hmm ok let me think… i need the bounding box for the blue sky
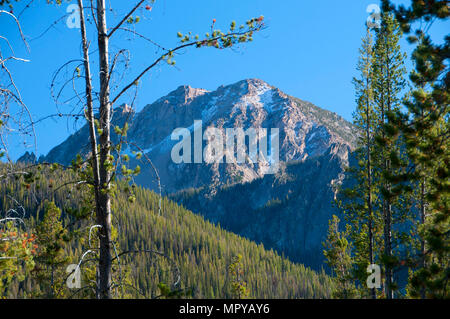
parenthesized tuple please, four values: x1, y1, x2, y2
(1, 0, 448, 159)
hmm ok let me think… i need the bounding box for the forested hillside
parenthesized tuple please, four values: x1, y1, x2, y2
(0, 165, 332, 298)
(1, 0, 446, 302)
(172, 145, 350, 270)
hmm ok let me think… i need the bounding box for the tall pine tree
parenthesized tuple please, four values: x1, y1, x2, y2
(323, 215, 357, 299)
(372, 12, 408, 299)
(381, 0, 449, 298)
(34, 201, 69, 298)
(335, 28, 383, 299)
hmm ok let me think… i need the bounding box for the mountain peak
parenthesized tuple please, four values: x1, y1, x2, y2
(167, 84, 208, 104)
(225, 78, 272, 92)
(43, 79, 357, 193)
(116, 103, 134, 113)
(17, 151, 37, 164)
(244, 78, 271, 86)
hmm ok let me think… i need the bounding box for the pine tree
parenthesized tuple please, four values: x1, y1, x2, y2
(372, 12, 408, 299)
(34, 201, 69, 298)
(382, 0, 449, 298)
(323, 215, 357, 299)
(338, 28, 382, 298)
(228, 254, 249, 299)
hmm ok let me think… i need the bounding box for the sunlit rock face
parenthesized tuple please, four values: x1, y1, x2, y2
(39, 79, 358, 268)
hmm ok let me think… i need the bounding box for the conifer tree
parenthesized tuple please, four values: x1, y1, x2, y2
(337, 28, 382, 299)
(34, 201, 69, 298)
(323, 215, 357, 299)
(228, 254, 249, 299)
(372, 12, 408, 299)
(382, 0, 449, 298)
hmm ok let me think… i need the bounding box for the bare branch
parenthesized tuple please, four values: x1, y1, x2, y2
(107, 0, 146, 38)
(111, 27, 264, 105)
(0, 10, 29, 52)
(128, 142, 162, 216)
(114, 27, 168, 51)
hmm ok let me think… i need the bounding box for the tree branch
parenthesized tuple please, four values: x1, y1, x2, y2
(107, 0, 146, 38)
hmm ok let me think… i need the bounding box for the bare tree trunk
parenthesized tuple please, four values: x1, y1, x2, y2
(380, 109, 393, 299)
(77, 0, 100, 194)
(367, 128, 376, 300)
(96, 0, 113, 299)
(77, 0, 106, 298)
(420, 178, 426, 299)
(50, 265, 54, 298)
(383, 197, 393, 298)
(383, 66, 393, 299)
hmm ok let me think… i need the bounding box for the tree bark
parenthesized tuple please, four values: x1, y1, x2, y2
(78, 0, 100, 188)
(96, 0, 113, 299)
(419, 178, 426, 299)
(78, 0, 109, 298)
(383, 55, 393, 299)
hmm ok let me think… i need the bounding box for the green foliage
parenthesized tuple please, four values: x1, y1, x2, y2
(0, 164, 333, 298)
(337, 28, 384, 298)
(371, 12, 409, 299)
(0, 221, 36, 296)
(330, 2, 449, 299)
(33, 201, 70, 298)
(323, 216, 358, 299)
(332, 12, 410, 299)
(157, 283, 191, 299)
(381, 0, 449, 299)
(0, 0, 67, 12)
(2, 0, 265, 300)
(228, 254, 249, 299)
(168, 16, 265, 65)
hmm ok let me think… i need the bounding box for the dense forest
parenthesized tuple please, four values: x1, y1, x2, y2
(0, 0, 447, 300)
(0, 165, 332, 298)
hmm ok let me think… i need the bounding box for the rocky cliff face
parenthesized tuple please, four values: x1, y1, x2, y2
(17, 151, 37, 164)
(40, 79, 357, 194)
(41, 104, 135, 165)
(172, 144, 351, 269)
(37, 79, 358, 268)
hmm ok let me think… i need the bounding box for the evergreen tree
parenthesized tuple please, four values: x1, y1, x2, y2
(333, 19, 411, 298)
(372, 12, 408, 299)
(338, 28, 383, 298)
(323, 215, 357, 299)
(34, 201, 69, 298)
(0, 164, 333, 298)
(228, 254, 249, 299)
(382, 0, 449, 298)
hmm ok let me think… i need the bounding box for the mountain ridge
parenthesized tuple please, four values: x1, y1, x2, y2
(0, 164, 333, 298)
(34, 78, 357, 193)
(19, 79, 358, 268)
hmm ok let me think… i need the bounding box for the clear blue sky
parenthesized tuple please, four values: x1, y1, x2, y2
(1, 0, 448, 159)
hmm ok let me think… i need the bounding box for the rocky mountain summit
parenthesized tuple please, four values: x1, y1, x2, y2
(17, 151, 37, 164)
(32, 79, 358, 268)
(38, 79, 356, 192)
(172, 144, 352, 269)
